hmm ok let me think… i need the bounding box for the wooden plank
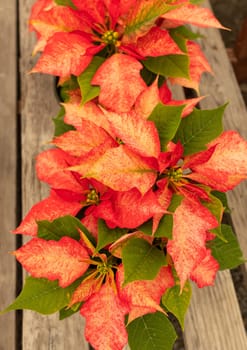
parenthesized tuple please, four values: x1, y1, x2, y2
(184, 1, 247, 349)
(19, 1, 88, 348)
(0, 1, 17, 349)
(197, 0, 247, 280)
(185, 271, 247, 350)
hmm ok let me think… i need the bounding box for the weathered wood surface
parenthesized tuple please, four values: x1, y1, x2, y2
(185, 271, 247, 350)
(184, 1, 247, 348)
(0, 1, 17, 349)
(19, 1, 88, 349)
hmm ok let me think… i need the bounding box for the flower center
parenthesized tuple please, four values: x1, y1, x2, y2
(86, 188, 99, 205)
(101, 30, 119, 45)
(166, 168, 183, 182)
(116, 137, 124, 145)
(97, 261, 112, 276)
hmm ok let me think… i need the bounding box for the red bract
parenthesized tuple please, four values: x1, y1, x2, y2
(190, 249, 219, 288)
(29, 0, 54, 33)
(63, 101, 112, 135)
(52, 120, 117, 158)
(93, 188, 164, 229)
(91, 53, 146, 113)
(130, 26, 182, 57)
(36, 148, 85, 193)
(161, 2, 226, 29)
(80, 281, 129, 350)
(135, 79, 204, 118)
(69, 276, 102, 307)
(12, 190, 82, 236)
(13, 236, 89, 287)
(185, 131, 247, 191)
(117, 265, 174, 323)
(167, 198, 218, 290)
(72, 144, 157, 194)
(31, 32, 93, 77)
(30, 6, 89, 53)
(101, 108, 161, 158)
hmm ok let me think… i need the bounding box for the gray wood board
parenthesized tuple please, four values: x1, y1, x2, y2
(185, 271, 247, 350)
(0, 1, 17, 349)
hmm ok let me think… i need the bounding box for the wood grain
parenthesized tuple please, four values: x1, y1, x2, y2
(185, 271, 247, 350)
(0, 1, 17, 349)
(19, 1, 88, 348)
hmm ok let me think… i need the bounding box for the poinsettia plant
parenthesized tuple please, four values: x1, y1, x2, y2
(1, 0, 247, 349)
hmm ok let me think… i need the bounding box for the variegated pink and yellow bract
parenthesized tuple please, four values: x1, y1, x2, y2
(5, 1, 247, 350)
(30, 0, 224, 96)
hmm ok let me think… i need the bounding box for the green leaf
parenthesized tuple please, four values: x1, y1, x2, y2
(143, 55, 189, 79)
(170, 26, 203, 41)
(122, 238, 167, 285)
(169, 26, 203, 53)
(138, 220, 153, 236)
(173, 105, 226, 156)
(211, 191, 230, 213)
(54, 0, 76, 8)
(37, 215, 94, 244)
(96, 219, 127, 252)
(53, 107, 75, 137)
(77, 56, 105, 104)
(167, 194, 183, 212)
(127, 312, 177, 350)
(58, 75, 79, 102)
(162, 281, 192, 329)
(208, 224, 245, 270)
(59, 303, 82, 320)
(190, 0, 204, 4)
(124, 1, 175, 40)
(154, 194, 183, 238)
(155, 214, 173, 239)
(1, 277, 81, 315)
(170, 30, 187, 53)
(202, 193, 227, 242)
(140, 66, 157, 86)
(148, 104, 184, 151)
